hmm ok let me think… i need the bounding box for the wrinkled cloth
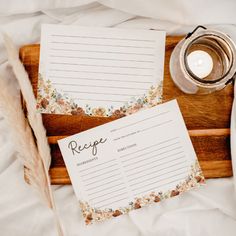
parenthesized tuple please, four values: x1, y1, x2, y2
(0, 1, 236, 235)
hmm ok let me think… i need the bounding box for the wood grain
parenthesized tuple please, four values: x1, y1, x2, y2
(19, 36, 233, 184)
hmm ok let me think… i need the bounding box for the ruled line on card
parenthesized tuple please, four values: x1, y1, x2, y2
(128, 165, 189, 183)
(119, 137, 179, 159)
(122, 142, 181, 166)
(125, 152, 185, 173)
(49, 55, 155, 63)
(86, 178, 122, 192)
(52, 83, 147, 91)
(79, 159, 116, 173)
(51, 34, 156, 42)
(50, 48, 155, 56)
(134, 177, 186, 196)
(84, 168, 120, 181)
(126, 157, 186, 177)
(90, 187, 127, 201)
(140, 120, 173, 132)
(93, 192, 128, 205)
(98, 197, 129, 208)
(61, 90, 140, 97)
(85, 173, 122, 187)
(131, 171, 187, 192)
(88, 182, 125, 196)
(125, 152, 185, 172)
(81, 163, 117, 177)
(50, 41, 154, 49)
(73, 98, 126, 103)
(49, 69, 153, 77)
(50, 62, 153, 70)
(129, 166, 188, 187)
(123, 148, 183, 169)
(49, 76, 153, 84)
(111, 111, 170, 133)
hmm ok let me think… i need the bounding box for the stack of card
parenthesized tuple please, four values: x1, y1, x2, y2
(38, 24, 205, 225)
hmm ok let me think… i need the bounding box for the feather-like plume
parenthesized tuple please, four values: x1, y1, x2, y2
(2, 34, 64, 236)
(3, 34, 51, 170)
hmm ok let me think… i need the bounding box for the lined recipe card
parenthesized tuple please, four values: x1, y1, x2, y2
(58, 100, 205, 225)
(37, 24, 166, 117)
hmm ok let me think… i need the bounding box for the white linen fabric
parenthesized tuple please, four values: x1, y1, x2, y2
(0, 1, 236, 235)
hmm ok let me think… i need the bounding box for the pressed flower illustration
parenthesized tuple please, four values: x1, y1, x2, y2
(79, 160, 205, 225)
(36, 73, 163, 117)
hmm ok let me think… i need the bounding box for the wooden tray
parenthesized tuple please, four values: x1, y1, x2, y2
(19, 36, 233, 184)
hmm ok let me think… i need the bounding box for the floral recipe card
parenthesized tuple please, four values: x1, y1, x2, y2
(37, 24, 166, 117)
(58, 100, 205, 225)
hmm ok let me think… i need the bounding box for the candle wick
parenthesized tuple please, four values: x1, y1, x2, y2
(196, 59, 203, 66)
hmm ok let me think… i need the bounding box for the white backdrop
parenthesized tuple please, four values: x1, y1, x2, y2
(1, 1, 236, 235)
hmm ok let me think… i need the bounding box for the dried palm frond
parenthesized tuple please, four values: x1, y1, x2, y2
(2, 34, 63, 236)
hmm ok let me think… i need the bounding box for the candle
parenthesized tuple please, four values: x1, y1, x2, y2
(187, 50, 213, 78)
(170, 28, 236, 94)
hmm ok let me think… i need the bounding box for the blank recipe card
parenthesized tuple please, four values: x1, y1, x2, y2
(37, 24, 166, 117)
(58, 100, 205, 224)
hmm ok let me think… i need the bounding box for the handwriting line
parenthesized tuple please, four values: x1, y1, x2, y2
(49, 55, 154, 63)
(128, 164, 189, 183)
(126, 156, 186, 177)
(84, 168, 120, 181)
(122, 141, 180, 163)
(88, 182, 125, 196)
(90, 187, 127, 201)
(93, 192, 128, 205)
(86, 178, 121, 192)
(130, 165, 188, 187)
(119, 137, 179, 159)
(50, 62, 153, 70)
(132, 171, 187, 192)
(79, 159, 116, 173)
(98, 197, 128, 208)
(49, 69, 152, 76)
(50, 48, 155, 56)
(51, 34, 156, 42)
(81, 163, 117, 177)
(134, 177, 185, 196)
(85, 173, 122, 187)
(49, 76, 152, 84)
(50, 41, 154, 49)
(111, 111, 170, 132)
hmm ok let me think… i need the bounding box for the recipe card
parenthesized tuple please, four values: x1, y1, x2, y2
(37, 24, 166, 117)
(58, 100, 205, 225)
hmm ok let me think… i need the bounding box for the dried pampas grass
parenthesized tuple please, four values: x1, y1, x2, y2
(1, 34, 64, 236)
(3, 33, 51, 170)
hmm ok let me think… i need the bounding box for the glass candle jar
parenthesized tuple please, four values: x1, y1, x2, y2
(170, 26, 236, 94)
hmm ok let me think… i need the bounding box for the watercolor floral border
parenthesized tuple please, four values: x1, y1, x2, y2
(79, 160, 205, 225)
(36, 73, 163, 117)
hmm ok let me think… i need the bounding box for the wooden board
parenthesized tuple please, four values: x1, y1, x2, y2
(19, 36, 233, 184)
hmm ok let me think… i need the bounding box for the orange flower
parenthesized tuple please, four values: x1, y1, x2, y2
(170, 190, 179, 197)
(134, 202, 141, 209)
(112, 109, 125, 118)
(71, 107, 85, 115)
(154, 196, 160, 202)
(112, 210, 122, 217)
(40, 98, 49, 109)
(92, 107, 106, 117)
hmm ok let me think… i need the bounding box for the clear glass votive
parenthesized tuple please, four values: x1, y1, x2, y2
(170, 26, 236, 94)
